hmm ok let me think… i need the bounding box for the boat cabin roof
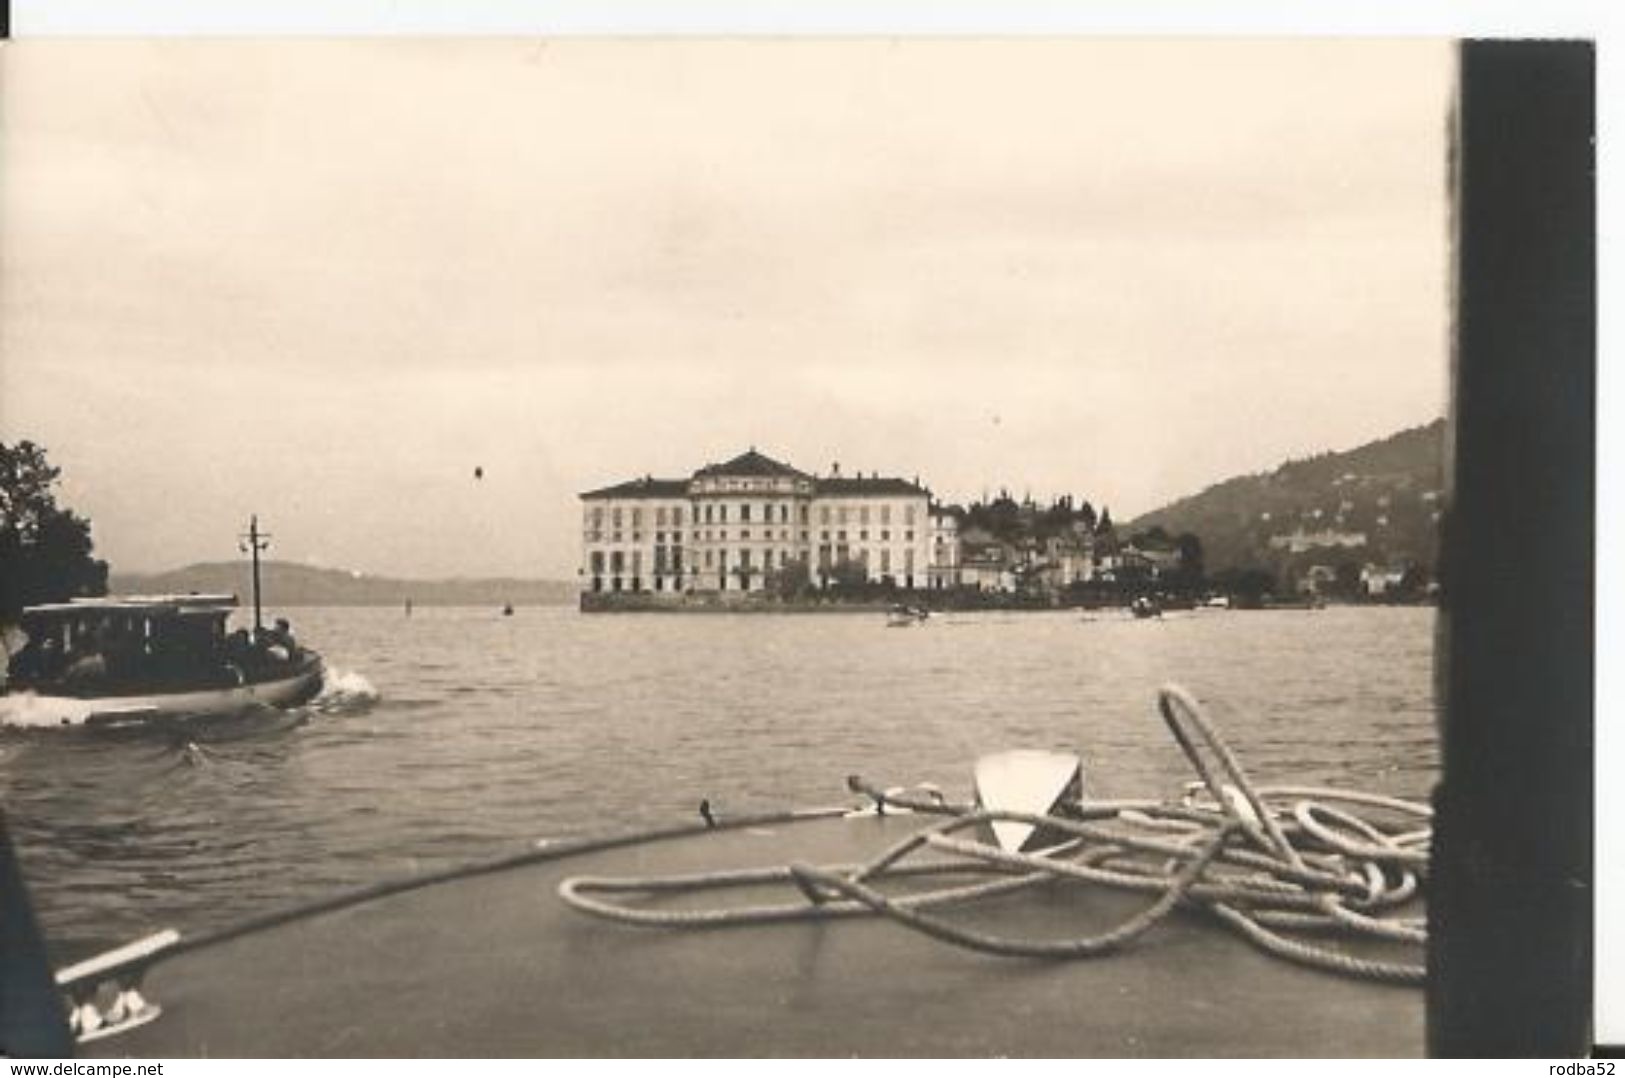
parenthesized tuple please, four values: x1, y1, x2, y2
(19, 595, 238, 624)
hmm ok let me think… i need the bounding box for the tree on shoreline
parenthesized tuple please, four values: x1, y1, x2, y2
(766, 558, 812, 601)
(1, 441, 108, 621)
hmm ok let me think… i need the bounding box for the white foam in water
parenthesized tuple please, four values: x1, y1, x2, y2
(314, 667, 381, 711)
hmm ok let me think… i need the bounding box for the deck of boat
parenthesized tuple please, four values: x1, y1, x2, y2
(85, 812, 1422, 1057)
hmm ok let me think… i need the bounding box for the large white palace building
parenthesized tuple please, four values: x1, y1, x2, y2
(579, 449, 958, 596)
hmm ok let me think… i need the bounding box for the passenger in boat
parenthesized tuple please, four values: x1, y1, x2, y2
(102, 626, 146, 684)
(224, 628, 253, 663)
(6, 638, 33, 685)
(222, 628, 253, 682)
(6, 635, 58, 686)
(61, 640, 109, 689)
(258, 618, 300, 663)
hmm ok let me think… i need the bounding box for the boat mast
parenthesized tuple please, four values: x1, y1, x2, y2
(240, 515, 271, 634)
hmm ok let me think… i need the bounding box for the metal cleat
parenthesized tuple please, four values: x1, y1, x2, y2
(105, 987, 149, 1025)
(56, 929, 177, 1044)
(70, 1002, 103, 1037)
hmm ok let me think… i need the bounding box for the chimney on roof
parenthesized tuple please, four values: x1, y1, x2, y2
(832, 461, 840, 477)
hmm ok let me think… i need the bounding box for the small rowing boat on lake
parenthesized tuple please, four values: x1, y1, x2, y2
(886, 604, 931, 627)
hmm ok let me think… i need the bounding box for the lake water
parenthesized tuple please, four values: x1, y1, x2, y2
(1, 604, 1438, 965)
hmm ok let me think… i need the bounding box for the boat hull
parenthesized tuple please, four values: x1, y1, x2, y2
(0, 657, 325, 728)
(77, 811, 1422, 1057)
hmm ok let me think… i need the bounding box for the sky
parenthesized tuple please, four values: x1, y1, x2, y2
(0, 39, 1453, 579)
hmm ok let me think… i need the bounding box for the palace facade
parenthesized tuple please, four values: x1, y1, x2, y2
(579, 449, 953, 595)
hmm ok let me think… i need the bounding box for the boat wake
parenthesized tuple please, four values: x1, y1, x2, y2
(309, 668, 381, 714)
(1, 668, 378, 734)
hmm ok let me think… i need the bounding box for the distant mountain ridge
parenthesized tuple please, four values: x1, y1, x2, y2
(1127, 419, 1446, 577)
(111, 561, 577, 607)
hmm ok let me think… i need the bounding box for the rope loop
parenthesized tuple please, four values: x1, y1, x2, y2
(558, 685, 1431, 987)
(1156, 684, 1302, 867)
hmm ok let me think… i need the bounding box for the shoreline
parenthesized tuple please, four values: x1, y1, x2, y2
(577, 594, 1438, 615)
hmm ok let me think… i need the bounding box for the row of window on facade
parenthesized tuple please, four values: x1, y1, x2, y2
(588, 572, 944, 593)
(587, 502, 920, 530)
(585, 549, 916, 582)
(587, 528, 920, 546)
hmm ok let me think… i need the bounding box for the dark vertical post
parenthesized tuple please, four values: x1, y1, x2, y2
(250, 515, 263, 634)
(242, 515, 271, 634)
(0, 812, 73, 1057)
(1430, 41, 1594, 1056)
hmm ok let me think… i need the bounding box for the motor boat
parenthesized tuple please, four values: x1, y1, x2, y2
(0, 595, 323, 729)
(2, 518, 323, 729)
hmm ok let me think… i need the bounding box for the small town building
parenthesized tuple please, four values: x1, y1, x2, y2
(1268, 528, 1369, 554)
(1360, 563, 1410, 597)
(1298, 564, 1340, 596)
(927, 505, 964, 590)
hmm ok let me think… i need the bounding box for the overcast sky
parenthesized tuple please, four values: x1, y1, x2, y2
(0, 39, 1452, 579)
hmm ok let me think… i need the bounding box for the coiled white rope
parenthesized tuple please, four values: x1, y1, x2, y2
(558, 683, 1431, 985)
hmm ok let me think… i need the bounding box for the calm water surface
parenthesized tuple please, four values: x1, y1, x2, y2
(1, 604, 1438, 963)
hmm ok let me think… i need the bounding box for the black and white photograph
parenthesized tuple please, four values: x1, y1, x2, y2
(0, 22, 1598, 1060)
